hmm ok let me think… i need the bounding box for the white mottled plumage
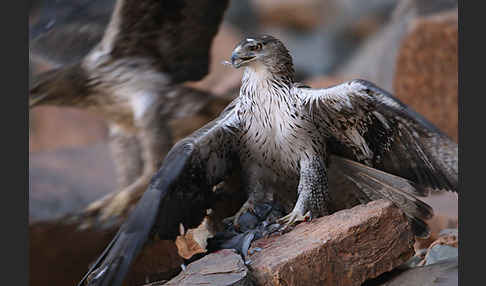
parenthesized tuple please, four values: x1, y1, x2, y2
(236, 62, 325, 177)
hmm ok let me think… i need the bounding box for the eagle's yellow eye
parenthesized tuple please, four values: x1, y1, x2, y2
(249, 43, 262, 51)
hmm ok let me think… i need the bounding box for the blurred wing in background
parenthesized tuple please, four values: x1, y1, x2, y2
(30, 0, 230, 83)
(95, 0, 230, 83)
(30, 0, 115, 66)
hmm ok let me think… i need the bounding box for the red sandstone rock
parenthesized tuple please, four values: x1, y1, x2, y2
(393, 10, 458, 141)
(248, 200, 415, 286)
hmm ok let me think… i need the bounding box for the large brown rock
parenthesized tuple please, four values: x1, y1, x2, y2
(393, 11, 458, 141)
(248, 200, 415, 286)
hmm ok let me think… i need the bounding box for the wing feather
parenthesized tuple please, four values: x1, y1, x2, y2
(78, 102, 240, 286)
(30, 0, 230, 83)
(300, 79, 457, 193)
(98, 0, 230, 83)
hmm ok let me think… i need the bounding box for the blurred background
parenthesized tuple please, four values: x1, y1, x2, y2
(28, 0, 458, 283)
(29, 0, 458, 222)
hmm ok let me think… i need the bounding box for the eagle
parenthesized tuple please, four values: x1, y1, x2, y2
(78, 35, 458, 286)
(29, 0, 231, 224)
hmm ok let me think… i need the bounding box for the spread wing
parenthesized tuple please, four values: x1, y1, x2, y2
(77, 102, 240, 286)
(30, 0, 230, 83)
(299, 79, 458, 193)
(96, 0, 230, 83)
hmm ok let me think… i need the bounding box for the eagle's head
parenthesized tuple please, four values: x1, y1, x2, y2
(230, 35, 294, 78)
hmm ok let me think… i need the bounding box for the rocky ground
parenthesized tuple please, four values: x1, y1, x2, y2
(29, 0, 459, 285)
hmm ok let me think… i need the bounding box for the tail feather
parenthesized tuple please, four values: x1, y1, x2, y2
(332, 155, 433, 238)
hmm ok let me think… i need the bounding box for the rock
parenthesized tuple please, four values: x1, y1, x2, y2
(156, 249, 252, 286)
(420, 227, 458, 266)
(429, 228, 458, 249)
(364, 257, 458, 286)
(424, 245, 458, 266)
(405, 226, 458, 269)
(393, 10, 458, 141)
(337, 0, 458, 92)
(248, 200, 415, 286)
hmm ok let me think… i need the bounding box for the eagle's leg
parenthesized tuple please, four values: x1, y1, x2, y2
(277, 156, 330, 228)
(84, 117, 174, 223)
(81, 126, 144, 225)
(228, 189, 261, 227)
(99, 119, 174, 220)
(225, 165, 268, 227)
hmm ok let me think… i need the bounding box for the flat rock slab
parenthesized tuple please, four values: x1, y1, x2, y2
(369, 257, 458, 286)
(247, 200, 415, 286)
(159, 249, 253, 286)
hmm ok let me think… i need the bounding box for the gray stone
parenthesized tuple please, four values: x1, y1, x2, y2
(425, 244, 458, 266)
(161, 249, 253, 286)
(370, 257, 458, 286)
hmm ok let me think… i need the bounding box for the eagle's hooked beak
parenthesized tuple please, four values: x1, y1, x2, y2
(231, 48, 256, 69)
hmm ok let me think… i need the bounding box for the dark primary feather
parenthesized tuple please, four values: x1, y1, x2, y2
(79, 140, 195, 286)
(331, 155, 433, 238)
(300, 79, 458, 193)
(78, 103, 239, 286)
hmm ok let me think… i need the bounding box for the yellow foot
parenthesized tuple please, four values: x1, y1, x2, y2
(224, 200, 255, 228)
(276, 210, 311, 231)
(81, 188, 141, 227)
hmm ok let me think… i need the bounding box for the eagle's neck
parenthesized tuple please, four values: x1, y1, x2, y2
(239, 63, 296, 107)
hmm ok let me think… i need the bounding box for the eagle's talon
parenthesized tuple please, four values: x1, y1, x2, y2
(276, 210, 311, 231)
(224, 200, 256, 228)
(81, 189, 137, 225)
